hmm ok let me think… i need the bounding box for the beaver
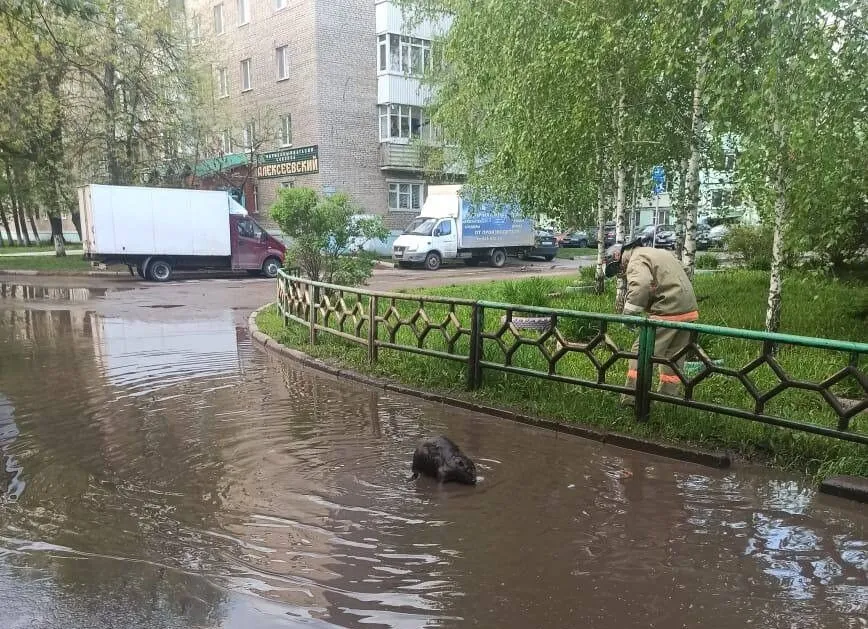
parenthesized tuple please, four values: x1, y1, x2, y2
(410, 436, 477, 485)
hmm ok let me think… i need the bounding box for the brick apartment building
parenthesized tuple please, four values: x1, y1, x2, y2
(184, 0, 451, 228)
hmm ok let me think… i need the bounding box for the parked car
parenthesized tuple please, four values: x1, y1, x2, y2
(526, 230, 559, 261)
(603, 223, 617, 247)
(709, 224, 729, 248)
(696, 223, 711, 250)
(636, 224, 677, 249)
(558, 230, 592, 248)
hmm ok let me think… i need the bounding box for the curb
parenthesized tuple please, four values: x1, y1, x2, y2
(248, 304, 732, 470)
(0, 269, 128, 278)
(818, 476, 868, 504)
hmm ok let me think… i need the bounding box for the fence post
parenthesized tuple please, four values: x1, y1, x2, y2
(634, 321, 656, 422)
(467, 303, 483, 390)
(307, 282, 317, 345)
(368, 294, 378, 365)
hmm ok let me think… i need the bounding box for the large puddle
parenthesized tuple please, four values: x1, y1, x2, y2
(0, 306, 866, 628)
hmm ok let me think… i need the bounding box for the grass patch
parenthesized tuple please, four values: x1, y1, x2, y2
(0, 254, 94, 272)
(556, 247, 597, 259)
(259, 270, 868, 480)
(0, 244, 83, 254)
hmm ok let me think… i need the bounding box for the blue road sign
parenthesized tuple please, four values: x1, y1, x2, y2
(651, 165, 666, 183)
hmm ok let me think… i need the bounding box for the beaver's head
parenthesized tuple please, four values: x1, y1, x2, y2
(442, 454, 477, 485)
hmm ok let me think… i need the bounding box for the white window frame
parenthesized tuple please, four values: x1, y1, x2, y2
(378, 104, 427, 142)
(216, 67, 228, 98)
(276, 46, 289, 80)
(388, 182, 425, 212)
(380, 34, 432, 75)
(219, 130, 232, 155)
(240, 58, 252, 91)
(280, 114, 292, 147)
(191, 14, 201, 41)
(237, 0, 249, 25)
(242, 122, 255, 149)
(274, 0, 287, 10)
(212, 3, 224, 35)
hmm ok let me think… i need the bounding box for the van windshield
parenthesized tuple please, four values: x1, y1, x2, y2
(404, 218, 437, 236)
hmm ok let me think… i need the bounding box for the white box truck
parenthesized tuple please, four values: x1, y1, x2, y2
(78, 184, 286, 282)
(391, 185, 536, 270)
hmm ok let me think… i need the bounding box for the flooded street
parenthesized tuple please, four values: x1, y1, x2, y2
(0, 279, 866, 628)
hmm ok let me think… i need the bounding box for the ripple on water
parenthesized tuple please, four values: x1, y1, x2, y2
(0, 308, 866, 629)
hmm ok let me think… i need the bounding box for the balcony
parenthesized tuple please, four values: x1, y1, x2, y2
(379, 142, 424, 171)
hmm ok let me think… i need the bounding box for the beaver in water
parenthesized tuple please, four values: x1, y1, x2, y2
(411, 436, 477, 485)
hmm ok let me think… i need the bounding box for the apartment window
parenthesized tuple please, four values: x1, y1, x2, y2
(242, 122, 255, 148)
(378, 104, 426, 141)
(280, 180, 294, 189)
(276, 46, 289, 80)
(219, 130, 232, 154)
(378, 34, 387, 71)
(216, 67, 228, 97)
(388, 182, 424, 211)
(274, 0, 287, 9)
(191, 14, 201, 40)
(240, 58, 252, 91)
(237, 0, 249, 25)
(280, 114, 292, 147)
(212, 3, 224, 34)
(379, 34, 432, 75)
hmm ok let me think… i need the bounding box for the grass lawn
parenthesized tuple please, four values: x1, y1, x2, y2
(259, 270, 868, 479)
(0, 244, 83, 254)
(0, 254, 95, 272)
(556, 247, 597, 259)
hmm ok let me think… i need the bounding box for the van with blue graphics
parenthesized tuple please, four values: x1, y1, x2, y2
(391, 185, 536, 270)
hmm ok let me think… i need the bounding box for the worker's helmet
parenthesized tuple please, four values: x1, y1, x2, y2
(603, 237, 642, 278)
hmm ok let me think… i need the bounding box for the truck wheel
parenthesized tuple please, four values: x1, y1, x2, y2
(490, 248, 507, 268)
(261, 257, 281, 279)
(543, 255, 555, 261)
(424, 252, 442, 271)
(463, 258, 480, 267)
(148, 259, 172, 282)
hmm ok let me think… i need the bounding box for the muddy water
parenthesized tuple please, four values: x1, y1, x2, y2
(0, 305, 866, 628)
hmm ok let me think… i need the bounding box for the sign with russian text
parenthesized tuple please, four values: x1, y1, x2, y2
(255, 145, 319, 178)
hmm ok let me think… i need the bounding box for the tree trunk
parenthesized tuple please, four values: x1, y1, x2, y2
(16, 204, 31, 246)
(49, 216, 65, 243)
(674, 158, 688, 260)
(11, 200, 23, 245)
(0, 199, 14, 245)
(70, 211, 83, 240)
(594, 166, 607, 294)
(54, 234, 67, 257)
(766, 155, 787, 333)
(683, 60, 706, 280)
(28, 212, 40, 244)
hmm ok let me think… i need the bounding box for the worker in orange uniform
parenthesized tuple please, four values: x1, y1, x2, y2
(603, 240, 699, 404)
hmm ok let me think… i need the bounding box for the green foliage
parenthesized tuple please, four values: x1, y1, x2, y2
(725, 225, 774, 271)
(696, 253, 720, 270)
(269, 187, 388, 286)
(500, 278, 556, 307)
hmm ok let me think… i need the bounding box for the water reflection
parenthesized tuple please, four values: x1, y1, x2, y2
(0, 282, 113, 302)
(0, 393, 25, 501)
(0, 306, 865, 628)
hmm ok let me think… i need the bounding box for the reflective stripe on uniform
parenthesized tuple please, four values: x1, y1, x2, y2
(626, 369, 638, 379)
(659, 373, 681, 384)
(650, 310, 699, 322)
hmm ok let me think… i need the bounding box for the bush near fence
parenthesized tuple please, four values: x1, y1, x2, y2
(260, 270, 868, 478)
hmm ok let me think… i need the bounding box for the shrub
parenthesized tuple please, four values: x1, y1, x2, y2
(696, 253, 720, 269)
(269, 188, 388, 286)
(725, 225, 773, 270)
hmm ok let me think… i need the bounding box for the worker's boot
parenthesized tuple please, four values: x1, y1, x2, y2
(620, 376, 637, 407)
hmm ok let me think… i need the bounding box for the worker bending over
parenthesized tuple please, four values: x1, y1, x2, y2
(604, 240, 699, 403)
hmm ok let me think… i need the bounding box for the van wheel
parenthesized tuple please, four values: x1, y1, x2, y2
(424, 252, 442, 271)
(490, 248, 507, 268)
(543, 255, 555, 262)
(261, 257, 281, 279)
(148, 259, 172, 282)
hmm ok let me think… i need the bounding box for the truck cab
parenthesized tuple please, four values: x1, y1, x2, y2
(229, 213, 287, 277)
(393, 215, 458, 270)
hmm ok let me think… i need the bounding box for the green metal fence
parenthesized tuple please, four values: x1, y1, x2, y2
(276, 271, 868, 446)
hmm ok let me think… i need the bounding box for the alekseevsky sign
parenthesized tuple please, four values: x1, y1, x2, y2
(255, 145, 319, 178)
